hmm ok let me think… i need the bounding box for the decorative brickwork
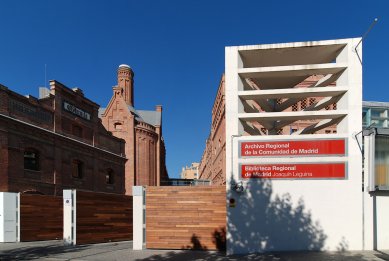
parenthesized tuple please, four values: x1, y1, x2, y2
(100, 65, 168, 194)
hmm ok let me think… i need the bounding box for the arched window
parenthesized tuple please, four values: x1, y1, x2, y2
(106, 169, 114, 184)
(114, 122, 123, 130)
(72, 159, 84, 179)
(24, 149, 40, 171)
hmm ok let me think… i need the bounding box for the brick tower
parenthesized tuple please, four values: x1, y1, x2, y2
(117, 64, 134, 106)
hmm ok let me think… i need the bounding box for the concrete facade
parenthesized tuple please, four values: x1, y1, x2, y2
(199, 75, 337, 185)
(363, 101, 389, 128)
(0, 81, 126, 195)
(180, 162, 199, 179)
(225, 38, 369, 254)
(100, 65, 168, 195)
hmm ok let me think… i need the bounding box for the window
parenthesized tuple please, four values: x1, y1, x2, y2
(374, 135, 389, 189)
(106, 169, 114, 184)
(24, 149, 40, 171)
(362, 110, 368, 126)
(371, 119, 385, 128)
(114, 122, 123, 130)
(72, 125, 83, 138)
(371, 109, 386, 118)
(72, 160, 83, 179)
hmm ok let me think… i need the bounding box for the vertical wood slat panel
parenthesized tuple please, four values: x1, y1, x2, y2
(20, 194, 63, 241)
(76, 191, 133, 245)
(146, 186, 226, 250)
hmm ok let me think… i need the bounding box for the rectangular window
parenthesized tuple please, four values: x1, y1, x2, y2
(72, 125, 83, 138)
(371, 109, 386, 118)
(106, 169, 114, 184)
(374, 135, 389, 189)
(371, 119, 385, 127)
(24, 150, 40, 171)
(362, 110, 368, 126)
(72, 160, 83, 179)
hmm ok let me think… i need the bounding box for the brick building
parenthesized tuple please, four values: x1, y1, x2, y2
(100, 65, 168, 195)
(0, 81, 126, 195)
(199, 75, 337, 185)
(199, 76, 226, 185)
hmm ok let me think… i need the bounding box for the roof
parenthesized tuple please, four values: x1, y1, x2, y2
(137, 109, 161, 126)
(363, 101, 389, 109)
(98, 108, 106, 118)
(99, 105, 161, 127)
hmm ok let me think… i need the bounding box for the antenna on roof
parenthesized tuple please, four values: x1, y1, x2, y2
(355, 18, 378, 65)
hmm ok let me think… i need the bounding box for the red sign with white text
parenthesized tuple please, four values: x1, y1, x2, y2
(240, 139, 346, 157)
(241, 163, 346, 179)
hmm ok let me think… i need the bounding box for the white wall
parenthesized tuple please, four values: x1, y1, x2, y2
(225, 38, 371, 255)
(0, 192, 19, 242)
(133, 186, 145, 250)
(63, 189, 76, 245)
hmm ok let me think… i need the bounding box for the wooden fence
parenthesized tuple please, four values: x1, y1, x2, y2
(75, 191, 133, 244)
(20, 194, 63, 241)
(146, 186, 226, 250)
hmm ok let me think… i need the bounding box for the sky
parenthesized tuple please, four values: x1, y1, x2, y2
(0, 0, 388, 178)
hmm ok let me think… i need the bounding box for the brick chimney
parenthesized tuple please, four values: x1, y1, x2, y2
(117, 64, 134, 106)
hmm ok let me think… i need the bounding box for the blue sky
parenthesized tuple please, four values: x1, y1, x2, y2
(1, 0, 388, 178)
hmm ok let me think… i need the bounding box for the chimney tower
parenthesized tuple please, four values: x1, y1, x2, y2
(117, 64, 134, 106)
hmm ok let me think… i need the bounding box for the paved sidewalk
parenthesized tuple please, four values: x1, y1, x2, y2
(1, 241, 389, 261)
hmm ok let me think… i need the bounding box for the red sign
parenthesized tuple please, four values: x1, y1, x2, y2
(241, 163, 346, 179)
(240, 139, 346, 157)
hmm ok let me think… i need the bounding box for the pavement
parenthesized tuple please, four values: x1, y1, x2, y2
(0, 241, 389, 261)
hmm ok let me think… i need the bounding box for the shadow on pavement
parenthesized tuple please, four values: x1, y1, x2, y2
(136, 250, 388, 261)
(0, 242, 88, 260)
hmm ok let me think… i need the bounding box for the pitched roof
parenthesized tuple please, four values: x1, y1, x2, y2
(137, 109, 161, 126)
(99, 105, 161, 127)
(98, 108, 106, 118)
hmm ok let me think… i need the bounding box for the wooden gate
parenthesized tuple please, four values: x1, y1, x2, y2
(20, 194, 63, 241)
(75, 190, 133, 244)
(146, 186, 226, 250)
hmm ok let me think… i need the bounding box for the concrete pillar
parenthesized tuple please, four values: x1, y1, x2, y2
(63, 190, 76, 245)
(0, 192, 19, 242)
(133, 186, 145, 250)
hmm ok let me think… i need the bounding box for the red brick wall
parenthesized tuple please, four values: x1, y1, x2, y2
(135, 123, 158, 186)
(199, 76, 226, 185)
(101, 85, 168, 194)
(0, 82, 126, 195)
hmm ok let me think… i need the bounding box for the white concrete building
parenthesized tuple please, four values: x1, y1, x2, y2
(225, 38, 387, 254)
